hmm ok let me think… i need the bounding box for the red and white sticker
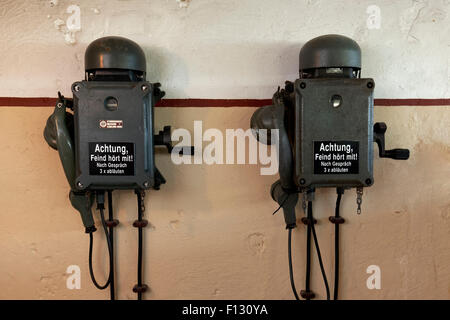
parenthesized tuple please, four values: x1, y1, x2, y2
(99, 120, 123, 129)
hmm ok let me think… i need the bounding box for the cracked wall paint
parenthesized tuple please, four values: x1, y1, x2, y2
(399, 0, 448, 42)
(399, 0, 427, 42)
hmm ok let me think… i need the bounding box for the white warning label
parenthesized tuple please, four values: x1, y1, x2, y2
(314, 141, 359, 174)
(89, 142, 134, 176)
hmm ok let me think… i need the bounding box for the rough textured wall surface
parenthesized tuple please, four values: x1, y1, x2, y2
(0, 0, 448, 99)
(0, 0, 448, 300)
(0, 106, 448, 300)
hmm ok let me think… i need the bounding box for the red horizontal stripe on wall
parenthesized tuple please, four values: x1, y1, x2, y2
(156, 99, 273, 107)
(0, 97, 449, 107)
(0, 97, 58, 106)
(374, 99, 450, 106)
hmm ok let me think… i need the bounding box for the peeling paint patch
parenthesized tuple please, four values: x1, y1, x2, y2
(53, 20, 78, 45)
(30, 243, 38, 255)
(247, 233, 265, 256)
(39, 272, 65, 298)
(64, 33, 76, 45)
(441, 204, 450, 220)
(176, 0, 191, 9)
(53, 18, 65, 30)
(52, 5, 81, 45)
(170, 220, 180, 230)
(49, 0, 59, 7)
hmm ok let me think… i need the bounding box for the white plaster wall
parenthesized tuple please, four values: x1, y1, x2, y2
(0, 0, 449, 99)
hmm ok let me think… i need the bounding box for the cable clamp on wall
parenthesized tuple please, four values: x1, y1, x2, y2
(105, 219, 120, 228)
(329, 216, 345, 224)
(301, 217, 317, 225)
(300, 290, 315, 300)
(133, 284, 149, 294)
(133, 220, 148, 228)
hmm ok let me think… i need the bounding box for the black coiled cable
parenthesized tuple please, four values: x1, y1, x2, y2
(107, 190, 116, 300)
(136, 192, 144, 300)
(288, 228, 300, 300)
(333, 190, 343, 300)
(88, 206, 113, 292)
(308, 201, 330, 300)
(304, 209, 313, 299)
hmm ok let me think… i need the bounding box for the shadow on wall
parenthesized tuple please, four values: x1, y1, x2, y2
(143, 45, 190, 99)
(143, 41, 305, 98)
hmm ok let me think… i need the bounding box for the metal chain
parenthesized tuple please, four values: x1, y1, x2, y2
(356, 187, 363, 214)
(140, 190, 146, 215)
(302, 192, 307, 214)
